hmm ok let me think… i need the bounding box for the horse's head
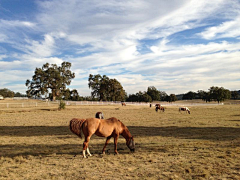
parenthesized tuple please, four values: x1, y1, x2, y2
(95, 112, 104, 119)
(126, 136, 135, 152)
(188, 110, 190, 114)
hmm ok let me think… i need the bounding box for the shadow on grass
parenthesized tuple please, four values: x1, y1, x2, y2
(0, 143, 133, 158)
(0, 126, 240, 140)
(1, 125, 240, 157)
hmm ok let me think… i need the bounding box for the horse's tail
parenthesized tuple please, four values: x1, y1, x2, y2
(69, 118, 86, 139)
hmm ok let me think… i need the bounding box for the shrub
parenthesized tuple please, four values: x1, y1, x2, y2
(58, 100, 66, 110)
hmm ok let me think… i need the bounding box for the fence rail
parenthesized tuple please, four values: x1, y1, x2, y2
(0, 102, 59, 108)
(0, 100, 225, 109)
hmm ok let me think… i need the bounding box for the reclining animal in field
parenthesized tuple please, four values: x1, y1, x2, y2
(69, 117, 135, 158)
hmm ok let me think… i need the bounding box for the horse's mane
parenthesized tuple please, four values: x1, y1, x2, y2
(69, 118, 86, 139)
(106, 117, 130, 136)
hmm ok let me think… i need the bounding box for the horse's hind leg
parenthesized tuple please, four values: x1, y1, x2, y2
(83, 136, 91, 158)
(102, 136, 111, 154)
(87, 147, 92, 157)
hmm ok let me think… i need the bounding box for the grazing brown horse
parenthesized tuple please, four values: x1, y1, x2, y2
(156, 105, 165, 112)
(122, 102, 126, 106)
(95, 112, 104, 119)
(69, 117, 135, 158)
(179, 107, 190, 114)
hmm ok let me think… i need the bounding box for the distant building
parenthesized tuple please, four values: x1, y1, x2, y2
(0, 95, 4, 100)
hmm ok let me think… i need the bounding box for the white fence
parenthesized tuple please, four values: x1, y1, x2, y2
(0, 101, 59, 108)
(0, 100, 224, 109)
(64, 101, 149, 106)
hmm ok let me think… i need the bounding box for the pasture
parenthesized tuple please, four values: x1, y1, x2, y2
(0, 100, 240, 179)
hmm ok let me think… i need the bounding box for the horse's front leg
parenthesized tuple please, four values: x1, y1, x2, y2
(83, 136, 91, 158)
(114, 135, 119, 154)
(102, 136, 111, 154)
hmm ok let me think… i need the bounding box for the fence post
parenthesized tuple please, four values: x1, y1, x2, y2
(22, 103, 24, 108)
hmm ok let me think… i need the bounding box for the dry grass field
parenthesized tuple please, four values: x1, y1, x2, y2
(0, 100, 240, 179)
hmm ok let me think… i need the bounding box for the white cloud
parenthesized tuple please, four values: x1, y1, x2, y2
(0, 54, 7, 60)
(199, 17, 240, 39)
(0, 19, 35, 28)
(0, 0, 240, 96)
(22, 34, 55, 57)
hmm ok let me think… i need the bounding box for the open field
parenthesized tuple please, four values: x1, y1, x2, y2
(0, 100, 240, 179)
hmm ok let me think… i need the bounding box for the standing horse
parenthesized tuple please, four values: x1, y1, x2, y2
(156, 106, 165, 112)
(95, 112, 104, 119)
(179, 107, 190, 114)
(122, 102, 126, 106)
(69, 117, 135, 158)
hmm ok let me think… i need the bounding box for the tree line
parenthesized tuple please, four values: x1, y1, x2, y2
(0, 88, 27, 98)
(1, 62, 239, 103)
(126, 87, 178, 102)
(181, 87, 238, 103)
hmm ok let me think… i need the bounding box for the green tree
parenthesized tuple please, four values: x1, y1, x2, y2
(107, 79, 127, 101)
(196, 90, 206, 99)
(0, 88, 14, 98)
(88, 74, 126, 101)
(147, 86, 160, 101)
(166, 94, 177, 102)
(209, 86, 231, 103)
(62, 88, 71, 100)
(14, 92, 27, 97)
(127, 91, 152, 102)
(71, 89, 80, 101)
(159, 91, 168, 101)
(182, 91, 196, 100)
(142, 92, 152, 102)
(137, 91, 152, 102)
(127, 94, 139, 102)
(26, 62, 75, 101)
(231, 91, 239, 100)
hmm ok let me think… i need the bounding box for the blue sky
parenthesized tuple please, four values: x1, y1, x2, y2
(0, 0, 240, 96)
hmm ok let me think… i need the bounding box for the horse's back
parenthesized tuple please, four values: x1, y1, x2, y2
(82, 118, 101, 132)
(81, 117, 124, 137)
(97, 117, 123, 137)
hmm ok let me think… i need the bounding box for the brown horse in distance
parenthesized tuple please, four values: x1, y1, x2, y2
(70, 117, 135, 158)
(156, 105, 165, 112)
(122, 102, 126, 106)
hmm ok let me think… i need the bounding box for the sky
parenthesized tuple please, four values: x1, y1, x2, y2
(0, 0, 240, 96)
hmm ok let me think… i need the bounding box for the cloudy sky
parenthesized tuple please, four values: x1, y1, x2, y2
(0, 0, 240, 96)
